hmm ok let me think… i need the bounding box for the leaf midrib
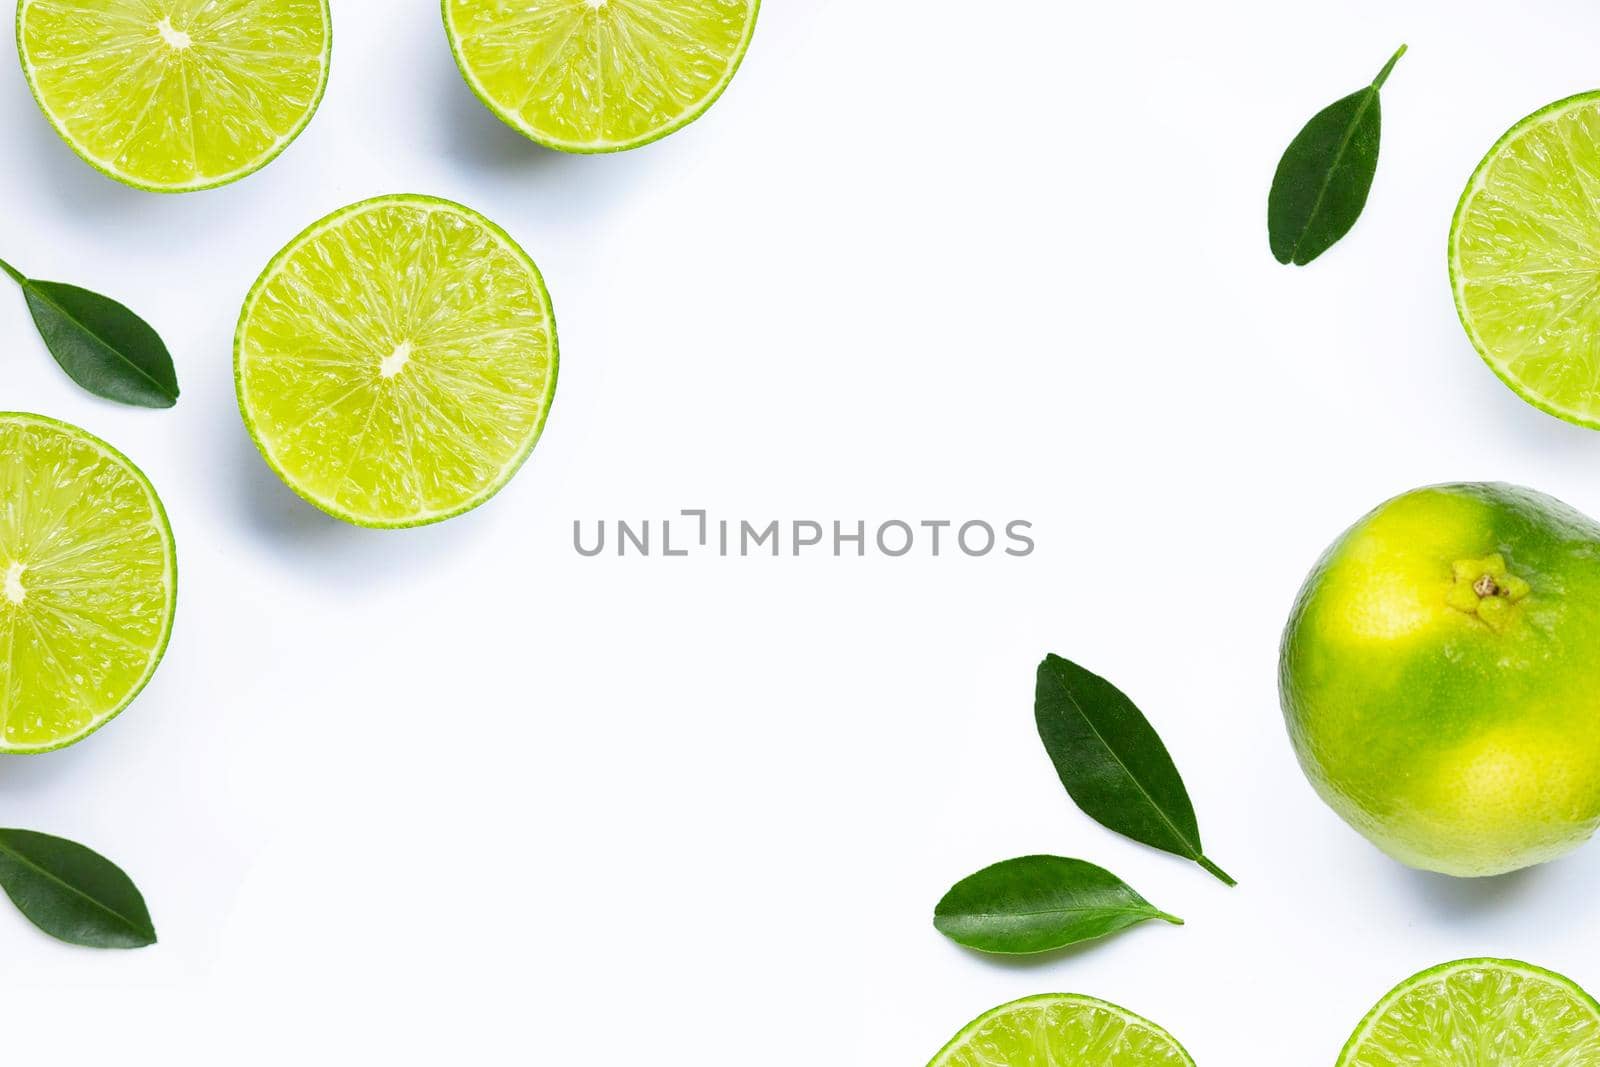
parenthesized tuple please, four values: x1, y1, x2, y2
(1043, 657, 1201, 859)
(0, 836, 148, 937)
(944, 905, 1162, 921)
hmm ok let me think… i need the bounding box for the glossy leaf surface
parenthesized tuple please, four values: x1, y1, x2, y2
(1036, 653, 1235, 885)
(0, 829, 156, 948)
(935, 855, 1181, 955)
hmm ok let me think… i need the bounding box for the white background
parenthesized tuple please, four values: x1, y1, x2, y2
(3, 0, 1600, 1062)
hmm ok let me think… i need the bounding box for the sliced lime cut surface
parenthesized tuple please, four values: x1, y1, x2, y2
(0, 414, 176, 753)
(929, 994, 1195, 1067)
(443, 0, 759, 153)
(1339, 958, 1600, 1065)
(17, 0, 331, 192)
(235, 194, 559, 528)
(1451, 92, 1600, 428)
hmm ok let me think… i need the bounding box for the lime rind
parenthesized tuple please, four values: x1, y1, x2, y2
(16, 0, 333, 194)
(234, 193, 559, 529)
(1449, 90, 1600, 429)
(928, 993, 1196, 1067)
(1338, 958, 1600, 1066)
(0, 412, 177, 754)
(441, 0, 760, 154)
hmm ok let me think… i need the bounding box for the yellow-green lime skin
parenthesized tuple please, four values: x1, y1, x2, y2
(442, 0, 759, 153)
(1281, 483, 1600, 877)
(928, 994, 1195, 1067)
(0, 413, 177, 754)
(17, 0, 331, 193)
(235, 194, 559, 529)
(1338, 959, 1600, 1066)
(1450, 91, 1600, 429)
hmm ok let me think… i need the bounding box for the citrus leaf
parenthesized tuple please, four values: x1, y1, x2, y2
(0, 258, 179, 408)
(0, 829, 157, 948)
(1035, 653, 1235, 885)
(1268, 45, 1406, 266)
(934, 855, 1181, 955)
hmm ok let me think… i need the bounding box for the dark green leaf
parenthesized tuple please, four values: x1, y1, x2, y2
(0, 258, 179, 407)
(934, 855, 1180, 955)
(1035, 653, 1234, 885)
(1268, 45, 1406, 266)
(0, 829, 156, 948)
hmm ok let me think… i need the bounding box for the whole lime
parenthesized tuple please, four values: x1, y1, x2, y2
(1280, 483, 1600, 877)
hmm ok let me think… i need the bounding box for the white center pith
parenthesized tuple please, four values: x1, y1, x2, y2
(3, 563, 25, 606)
(156, 17, 192, 50)
(586, 0, 607, 8)
(379, 341, 413, 379)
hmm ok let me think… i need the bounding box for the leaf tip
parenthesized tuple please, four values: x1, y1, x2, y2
(1037, 651, 1077, 678)
(1273, 232, 1319, 266)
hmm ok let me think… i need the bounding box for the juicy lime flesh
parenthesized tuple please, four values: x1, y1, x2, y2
(1280, 483, 1600, 876)
(18, 0, 329, 191)
(236, 196, 557, 527)
(930, 995, 1194, 1067)
(0, 415, 175, 752)
(1452, 94, 1600, 427)
(445, 0, 758, 151)
(1341, 960, 1600, 1065)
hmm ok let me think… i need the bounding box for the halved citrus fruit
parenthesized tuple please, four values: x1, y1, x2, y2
(928, 994, 1195, 1067)
(1451, 91, 1600, 427)
(235, 194, 559, 528)
(17, 0, 331, 192)
(0, 413, 176, 753)
(1339, 959, 1600, 1065)
(443, 0, 760, 152)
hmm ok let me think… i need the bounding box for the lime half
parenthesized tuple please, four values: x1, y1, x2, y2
(1450, 92, 1600, 428)
(0, 414, 176, 753)
(443, 0, 759, 153)
(929, 994, 1195, 1067)
(1339, 958, 1600, 1065)
(235, 195, 558, 528)
(17, 0, 331, 192)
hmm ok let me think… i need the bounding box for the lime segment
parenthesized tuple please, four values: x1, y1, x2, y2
(1451, 92, 1600, 428)
(0, 414, 176, 753)
(235, 195, 558, 528)
(443, 0, 759, 153)
(929, 994, 1195, 1067)
(17, 0, 331, 192)
(1339, 959, 1600, 1065)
